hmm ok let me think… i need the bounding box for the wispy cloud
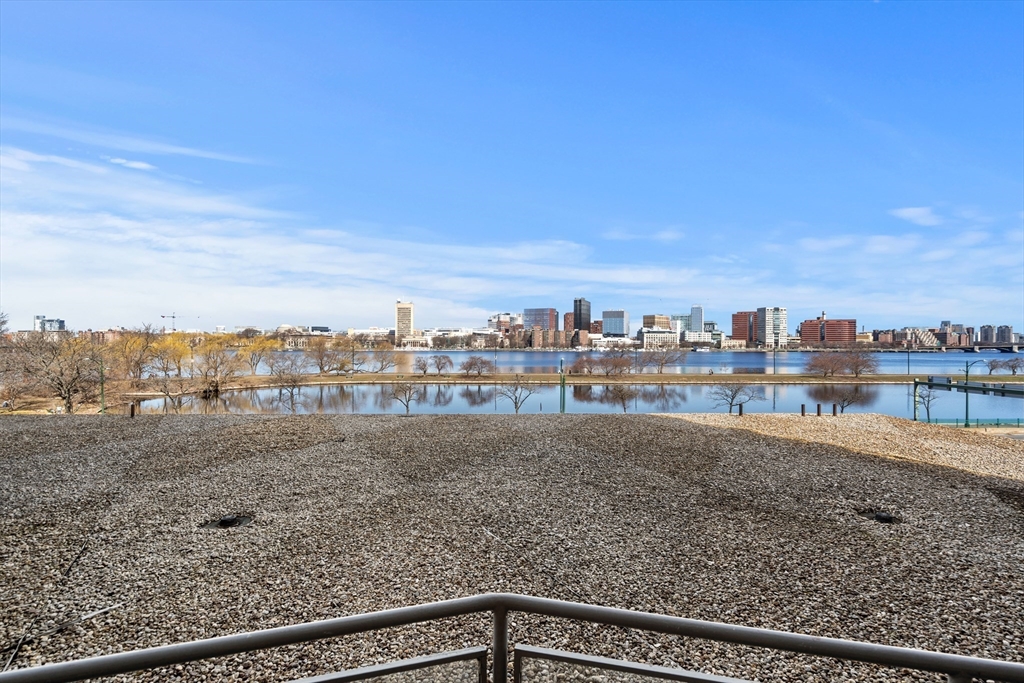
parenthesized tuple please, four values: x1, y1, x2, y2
(863, 234, 920, 254)
(0, 116, 254, 164)
(889, 206, 943, 226)
(106, 157, 157, 171)
(602, 226, 684, 242)
(0, 145, 1019, 331)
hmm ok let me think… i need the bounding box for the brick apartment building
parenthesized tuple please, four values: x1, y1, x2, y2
(799, 312, 856, 346)
(731, 311, 757, 344)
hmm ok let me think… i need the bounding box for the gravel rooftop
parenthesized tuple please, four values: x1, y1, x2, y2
(1, 413, 1022, 682)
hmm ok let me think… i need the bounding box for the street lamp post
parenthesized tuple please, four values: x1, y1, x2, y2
(86, 357, 106, 414)
(963, 360, 984, 427)
(98, 358, 106, 414)
(559, 357, 566, 414)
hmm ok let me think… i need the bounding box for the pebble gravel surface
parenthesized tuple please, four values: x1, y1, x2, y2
(1, 414, 1022, 682)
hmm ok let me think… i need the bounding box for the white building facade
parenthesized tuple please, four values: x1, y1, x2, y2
(756, 307, 789, 348)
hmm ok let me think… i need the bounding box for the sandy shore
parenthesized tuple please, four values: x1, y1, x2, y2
(1, 414, 1022, 681)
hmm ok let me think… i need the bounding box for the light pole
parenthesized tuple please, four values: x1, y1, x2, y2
(98, 358, 106, 414)
(86, 357, 106, 414)
(963, 360, 984, 427)
(906, 347, 910, 375)
(561, 357, 567, 412)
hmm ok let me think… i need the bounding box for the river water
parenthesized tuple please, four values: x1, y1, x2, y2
(140, 381, 1023, 421)
(254, 349, 1019, 376)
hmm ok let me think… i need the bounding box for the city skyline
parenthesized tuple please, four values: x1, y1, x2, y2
(1, 3, 1022, 331)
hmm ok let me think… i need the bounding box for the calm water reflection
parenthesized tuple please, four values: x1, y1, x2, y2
(249, 349, 1022, 377)
(140, 382, 1022, 420)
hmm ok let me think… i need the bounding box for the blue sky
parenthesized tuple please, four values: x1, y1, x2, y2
(1, 1, 1021, 333)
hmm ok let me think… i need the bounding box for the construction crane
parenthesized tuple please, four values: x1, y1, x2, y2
(160, 313, 198, 333)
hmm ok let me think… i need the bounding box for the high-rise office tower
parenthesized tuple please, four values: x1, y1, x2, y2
(524, 308, 559, 330)
(756, 307, 788, 348)
(573, 298, 591, 331)
(395, 301, 414, 337)
(603, 310, 629, 337)
(689, 305, 704, 333)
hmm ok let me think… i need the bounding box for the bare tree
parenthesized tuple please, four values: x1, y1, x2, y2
(388, 382, 420, 415)
(240, 335, 280, 375)
(265, 352, 309, 413)
(151, 370, 198, 414)
(805, 354, 843, 377)
(987, 359, 1006, 375)
(597, 347, 638, 374)
(707, 384, 765, 414)
(917, 386, 940, 422)
(603, 384, 640, 413)
(149, 333, 192, 378)
(459, 355, 495, 377)
(304, 337, 344, 374)
(369, 343, 397, 373)
(431, 354, 454, 375)
(808, 384, 878, 413)
(335, 336, 367, 373)
(646, 348, 688, 374)
(108, 325, 159, 385)
(597, 354, 631, 376)
(459, 385, 495, 407)
(0, 361, 35, 410)
(569, 354, 596, 375)
(839, 350, 879, 377)
(192, 338, 242, 398)
(639, 384, 686, 411)
(498, 374, 536, 414)
(11, 332, 101, 413)
(414, 357, 430, 375)
(1004, 358, 1023, 376)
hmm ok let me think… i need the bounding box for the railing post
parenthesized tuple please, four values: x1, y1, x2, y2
(493, 605, 508, 683)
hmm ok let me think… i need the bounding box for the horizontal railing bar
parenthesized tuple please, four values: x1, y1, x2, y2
(497, 594, 1024, 682)
(514, 645, 750, 683)
(0, 595, 495, 683)
(291, 646, 487, 683)
(3, 593, 1022, 683)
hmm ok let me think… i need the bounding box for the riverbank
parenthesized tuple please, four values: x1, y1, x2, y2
(4, 371, 1021, 416)
(2, 414, 1022, 682)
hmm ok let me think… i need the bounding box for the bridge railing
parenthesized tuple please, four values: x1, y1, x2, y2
(1, 593, 1021, 683)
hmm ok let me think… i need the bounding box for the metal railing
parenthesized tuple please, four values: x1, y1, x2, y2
(1, 593, 1021, 683)
(929, 418, 1023, 427)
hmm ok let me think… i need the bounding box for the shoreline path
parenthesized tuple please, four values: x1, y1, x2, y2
(1, 414, 1022, 681)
